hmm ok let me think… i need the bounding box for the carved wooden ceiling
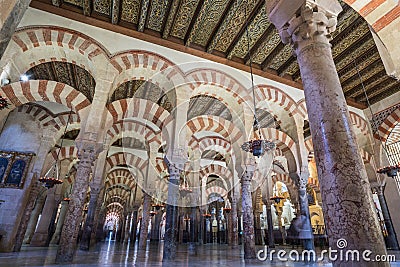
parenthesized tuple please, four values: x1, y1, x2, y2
(31, 0, 400, 108)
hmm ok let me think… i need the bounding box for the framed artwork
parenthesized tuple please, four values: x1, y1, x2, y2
(0, 151, 35, 189)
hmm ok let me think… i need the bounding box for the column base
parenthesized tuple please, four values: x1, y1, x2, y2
(30, 232, 49, 247)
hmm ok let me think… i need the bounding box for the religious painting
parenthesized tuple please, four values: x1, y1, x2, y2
(0, 152, 12, 183)
(0, 151, 35, 188)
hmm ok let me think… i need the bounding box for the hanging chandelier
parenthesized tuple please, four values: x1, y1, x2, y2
(240, 6, 275, 157)
(179, 171, 192, 197)
(39, 108, 73, 188)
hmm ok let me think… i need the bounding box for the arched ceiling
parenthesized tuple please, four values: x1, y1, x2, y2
(188, 95, 232, 122)
(25, 61, 96, 102)
(31, 0, 400, 107)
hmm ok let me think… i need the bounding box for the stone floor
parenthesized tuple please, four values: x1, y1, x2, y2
(0, 241, 399, 267)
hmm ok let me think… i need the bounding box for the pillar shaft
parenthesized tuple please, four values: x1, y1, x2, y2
(79, 189, 99, 250)
(50, 200, 69, 244)
(56, 143, 97, 263)
(230, 197, 238, 246)
(0, 0, 30, 60)
(30, 187, 58, 246)
(162, 162, 180, 261)
(130, 209, 138, 243)
(377, 186, 399, 250)
(138, 192, 152, 249)
(268, 1, 388, 265)
(241, 168, 256, 259)
(23, 193, 46, 244)
(265, 205, 275, 248)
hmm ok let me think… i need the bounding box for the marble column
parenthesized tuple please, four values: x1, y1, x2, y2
(23, 192, 46, 244)
(230, 196, 238, 247)
(138, 192, 152, 249)
(241, 162, 256, 259)
(268, 1, 388, 265)
(55, 142, 98, 263)
(50, 199, 69, 244)
(265, 203, 275, 248)
(376, 186, 399, 250)
(124, 212, 131, 243)
(30, 187, 58, 246)
(79, 187, 100, 250)
(0, 0, 30, 60)
(130, 209, 138, 243)
(91, 188, 106, 244)
(162, 162, 180, 261)
(150, 211, 162, 242)
(188, 207, 197, 255)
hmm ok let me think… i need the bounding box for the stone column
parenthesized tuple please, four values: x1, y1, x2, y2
(23, 192, 46, 244)
(91, 187, 106, 244)
(0, 0, 30, 60)
(241, 161, 256, 259)
(376, 186, 399, 250)
(130, 209, 138, 243)
(138, 192, 152, 249)
(230, 196, 238, 247)
(188, 207, 197, 255)
(55, 141, 98, 263)
(79, 186, 100, 250)
(30, 187, 58, 246)
(162, 161, 181, 261)
(50, 199, 69, 245)
(265, 202, 275, 248)
(124, 211, 131, 243)
(150, 211, 162, 242)
(268, 1, 388, 265)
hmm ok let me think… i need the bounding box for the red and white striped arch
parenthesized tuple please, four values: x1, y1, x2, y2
(255, 85, 298, 117)
(107, 98, 173, 129)
(110, 50, 184, 92)
(343, 0, 400, 33)
(200, 164, 233, 189)
(106, 152, 148, 173)
(188, 135, 232, 154)
(349, 111, 369, 136)
(51, 146, 78, 161)
(106, 120, 161, 146)
(260, 128, 295, 155)
(1, 80, 91, 114)
(186, 69, 251, 105)
(106, 175, 136, 191)
(10, 26, 108, 79)
(376, 107, 400, 143)
(186, 115, 243, 143)
(205, 186, 228, 199)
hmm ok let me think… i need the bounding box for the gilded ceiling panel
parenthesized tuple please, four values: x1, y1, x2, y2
(94, 0, 111, 15)
(229, 5, 270, 59)
(64, 0, 83, 6)
(170, 0, 200, 39)
(188, 95, 232, 122)
(267, 44, 292, 70)
(366, 79, 399, 100)
(334, 38, 375, 73)
(331, 23, 370, 58)
(75, 65, 95, 102)
(214, 0, 258, 52)
(343, 64, 386, 92)
(147, 0, 170, 32)
(284, 61, 299, 76)
(189, 0, 230, 47)
(250, 28, 280, 65)
(339, 52, 381, 83)
(121, 0, 141, 24)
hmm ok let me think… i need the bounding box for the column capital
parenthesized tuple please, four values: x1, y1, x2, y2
(76, 140, 103, 166)
(268, 0, 342, 53)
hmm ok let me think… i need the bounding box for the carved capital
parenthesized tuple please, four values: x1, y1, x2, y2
(76, 141, 101, 166)
(269, 0, 342, 54)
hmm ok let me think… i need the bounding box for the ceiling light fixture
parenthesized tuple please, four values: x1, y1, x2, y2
(241, 6, 275, 157)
